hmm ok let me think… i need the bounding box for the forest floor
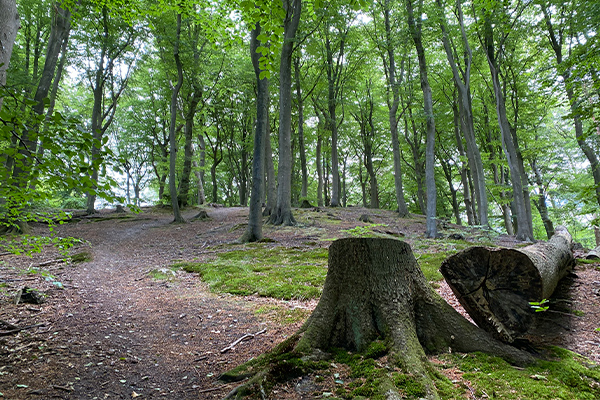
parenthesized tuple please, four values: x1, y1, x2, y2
(1, 205, 600, 400)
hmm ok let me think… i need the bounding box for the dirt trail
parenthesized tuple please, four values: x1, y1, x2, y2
(1, 208, 297, 399)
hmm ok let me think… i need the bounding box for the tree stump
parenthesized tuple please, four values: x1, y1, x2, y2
(440, 226, 574, 342)
(221, 238, 531, 400)
(115, 205, 126, 213)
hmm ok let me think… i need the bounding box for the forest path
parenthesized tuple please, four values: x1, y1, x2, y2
(1, 207, 294, 400)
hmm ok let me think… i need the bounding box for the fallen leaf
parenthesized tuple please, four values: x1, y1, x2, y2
(131, 391, 140, 398)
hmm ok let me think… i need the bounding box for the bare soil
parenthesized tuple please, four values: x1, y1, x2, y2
(1, 206, 600, 400)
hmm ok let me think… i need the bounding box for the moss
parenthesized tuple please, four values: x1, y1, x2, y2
(438, 348, 600, 400)
(393, 373, 426, 398)
(148, 266, 179, 281)
(70, 250, 92, 264)
(363, 340, 388, 359)
(416, 251, 456, 281)
(175, 245, 328, 300)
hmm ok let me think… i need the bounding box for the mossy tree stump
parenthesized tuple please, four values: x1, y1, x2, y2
(220, 238, 532, 400)
(440, 226, 574, 342)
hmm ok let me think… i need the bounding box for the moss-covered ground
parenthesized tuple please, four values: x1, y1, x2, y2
(174, 244, 329, 300)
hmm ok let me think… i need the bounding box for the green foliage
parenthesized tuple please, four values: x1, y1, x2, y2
(530, 299, 550, 313)
(175, 245, 329, 300)
(0, 234, 83, 258)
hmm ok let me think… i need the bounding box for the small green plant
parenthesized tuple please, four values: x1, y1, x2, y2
(529, 299, 550, 312)
(148, 266, 180, 281)
(25, 267, 64, 289)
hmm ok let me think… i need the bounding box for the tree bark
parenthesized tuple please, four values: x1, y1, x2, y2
(178, 88, 201, 207)
(441, 226, 574, 343)
(437, 0, 488, 227)
(222, 238, 532, 399)
(294, 55, 308, 200)
(407, 0, 437, 238)
(241, 24, 268, 243)
(168, 12, 184, 223)
(11, 3, 71, 189)
(381, 0, 409, 217)
(0, 0, 19, 112)
(263, 119, 277, 216)
(269, 0, 300, 226)
(483, 12, 533, 241)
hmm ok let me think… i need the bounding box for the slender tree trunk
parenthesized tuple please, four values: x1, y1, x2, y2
(324, 29, 343, 207)
(241, 24, 268, 242)
(196, 134, 206, 205)
(294, 56, 308, 200)
(0, 0, 20, 112)
(168, 12, 184, 223)
(263, 119, 277, 216)
(531, 158, 554, 239)
(437, 0, 488, 227)
(452, 98, 473, 225)
(382, 0, 409, 216)
(407, 0, 437, 237)
(316, 131, 323, 207)
(483, 16, 532, 241)
(179, 90, 201, 207)
(270, 0, 300, 225)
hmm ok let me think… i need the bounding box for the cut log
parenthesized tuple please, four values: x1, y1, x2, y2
(440, 225, 574, 342)
(586, 245, 600, 260)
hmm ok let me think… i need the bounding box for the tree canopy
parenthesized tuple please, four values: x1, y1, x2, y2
(0, 0, 599, 245)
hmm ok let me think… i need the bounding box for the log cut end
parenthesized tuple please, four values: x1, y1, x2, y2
(441, 227, 574, 342)
(440, 247, 542, 342)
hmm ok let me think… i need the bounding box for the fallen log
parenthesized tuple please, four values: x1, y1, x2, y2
(440, 225, 574, 343)
(586, 246, 600, 260)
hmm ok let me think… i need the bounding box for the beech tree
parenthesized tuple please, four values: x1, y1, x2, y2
(0, 0, 20, 112)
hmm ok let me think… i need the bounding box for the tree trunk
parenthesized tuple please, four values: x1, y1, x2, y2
(294, 56, 308, 200)
(178, 89, 201, 207)
(324, 28, 343, 207)
(263, 120, 276, 216)
(222, 238, 532, 399)
(437, 0, 488, 227)
(168, 12, 184, 223)
(382, 0, 409, 217)
(0, 0, 19, 112)
(407, 0, 437, 238)
(240, 24, 268, 243)
(441, 226, 574, 343)
(483, 13, 533, 242)
(269, 0, 300, 226)
(11, 3, 71, 190)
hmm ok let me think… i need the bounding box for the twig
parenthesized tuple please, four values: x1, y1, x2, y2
(0, 323, 45, 336)
(34, 259, 65, 268)
(220, 329, 266, 353)
(52, 385, 73, 392)
(197, 382, 235, 394)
